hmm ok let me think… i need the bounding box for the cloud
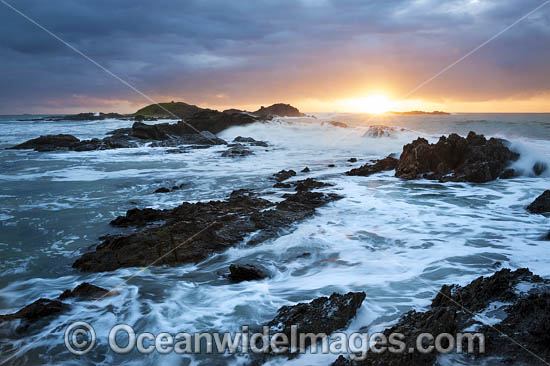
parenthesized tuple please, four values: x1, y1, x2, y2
(0, 0, 548, 113)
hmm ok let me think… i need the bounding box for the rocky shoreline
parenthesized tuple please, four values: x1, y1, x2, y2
(2, 114, 549, 365)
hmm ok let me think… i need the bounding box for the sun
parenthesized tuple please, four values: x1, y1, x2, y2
(340, 94, 394, 114)
(360, 95, 393, 114)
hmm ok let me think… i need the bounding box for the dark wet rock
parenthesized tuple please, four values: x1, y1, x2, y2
(328, 164, 335, 167)
(253, 103, 305, 118)
(346, 155, 398, 177)
(527, 190, 550, 214)
(233, 136, 268, 147)
(221, 144, 253, 157)
(154, 187, 171, 193)
(293, 178, 334, 191)
(273, 182, 292, 188)
(9, 134, 80, 152)
(0, 299, 69, 327)
(58, 282, 110, 300)
(395, 131, 519, 183)
(228, 264, 268, 282)
(533, 161, 548, 176)
(273, 169, 297, 182)
(73, 187, 341, 272)
(499, 168, 516, 179)
(134, 114, 158, 122)
(301, 167, 310, 173)
(348, 158, 357, 163)
(332, 355, 352, 366)
(109, 207, 170, 227)
(265, 292, 366, 357)
(182, 109, 260, 134)
(350, 268, 548, 366)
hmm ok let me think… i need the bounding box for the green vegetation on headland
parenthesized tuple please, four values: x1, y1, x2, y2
(134, 101, 203, 118)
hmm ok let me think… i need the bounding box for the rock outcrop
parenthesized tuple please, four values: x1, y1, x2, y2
(346, 155, 398, 177)
(272, 169, 297, 182)
(58, 282, 110, 301)
(73, 188, 342, 272)
(253, 103, 305, 118)
(228, 264, 268, 282)
(395, 131, 519, 183)
(334, 268, 550, 366)
(0, 299, 69, 330)
(266, 292, 366, 358)
(527, 190, 550, 214)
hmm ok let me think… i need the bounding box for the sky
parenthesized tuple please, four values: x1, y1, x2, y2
(0, 0, 549, 114)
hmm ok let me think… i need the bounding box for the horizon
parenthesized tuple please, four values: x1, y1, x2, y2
(0, 1, 549, 114)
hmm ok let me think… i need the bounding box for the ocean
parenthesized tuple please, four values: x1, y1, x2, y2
(0, 113, 549, 365)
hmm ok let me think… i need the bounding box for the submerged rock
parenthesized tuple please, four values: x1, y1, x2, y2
(58, 282, 110, 300)
(346, 155, 398, 177)
(395, 131, 519, 183)
(233, 136, 268, 147)
(363, 125, 400, 137)
(221, 144, 254, 157)
(73, 187, 341, 272)
(228, 264, 268, 282)
(293, 178, 334, 191)
(301, 167, 310, 172)
(273, 169, 297, 182)
(527, 190, 550, 214)
(0, 299, 69, 328)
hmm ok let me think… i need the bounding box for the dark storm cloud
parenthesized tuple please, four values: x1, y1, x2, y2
(0, 0, 548, 113)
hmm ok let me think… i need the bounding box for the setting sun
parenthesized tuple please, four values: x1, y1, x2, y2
(340, 94, 395, 114)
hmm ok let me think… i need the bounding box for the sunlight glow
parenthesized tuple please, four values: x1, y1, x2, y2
(340, 94, 395, 114)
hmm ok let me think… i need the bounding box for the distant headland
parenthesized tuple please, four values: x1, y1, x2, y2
(388, 110, 450, 115)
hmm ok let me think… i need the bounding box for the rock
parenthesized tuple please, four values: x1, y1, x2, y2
(221, 144, 253, 157)
(253, 103, 305, 118)
(363, 125, 399, 137)
(273, 169, 297, 182)
(182, 109, 260, 134)
(328, 164, 335, 167)
(346, 155, 398, 177)
(301, 167, 310, 173)
(265, 292, 366, 357)
(73, 187, 342, 272)
(9, 134, 80, 152)
(533, 161, 548, 176)
(293, 178, 333, 191)
(0, 299, 69, 328)
(10, 120, 227, 152)
(325, 121, 349, 128)
(273, 182, 292, 188)
(154, 187, 171, 193)
(109, 207, 170, 227)
(58, 282, 110, 300)
(499, 168, 516, 179)
(222, 108, 247, 115)
(351, 268, 547, 366)
(395, 131, 519, 183)
(527, 190, 550, 214)
(348, 158, 357, 163)
(233, 136, 268, 147)
(228, 264, 268, 282)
